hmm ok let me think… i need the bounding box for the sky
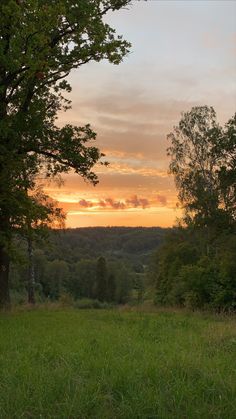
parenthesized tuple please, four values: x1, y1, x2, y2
(46, 0, 236, 228)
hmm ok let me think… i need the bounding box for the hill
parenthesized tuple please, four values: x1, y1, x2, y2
(47, 226, 168, 265)
(10, 227, 169, 303)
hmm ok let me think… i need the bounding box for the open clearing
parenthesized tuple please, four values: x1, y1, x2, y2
(0, 309, 235, 418)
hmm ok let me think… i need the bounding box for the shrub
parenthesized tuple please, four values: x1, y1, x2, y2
(58, 293, 74, 307)
(10, 290, 27, 306)
(74, 298, 112, 310)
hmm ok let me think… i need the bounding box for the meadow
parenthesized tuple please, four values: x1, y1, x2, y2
(0, 308, 235, 419)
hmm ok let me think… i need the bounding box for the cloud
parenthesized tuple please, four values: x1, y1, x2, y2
(157, 195, 167, 206)
(45, 170, 175, 195)
(62, 93, 220, 168)
(99, 198, 127, 210)
(98, 195, 150, 210)
(59, 194, 173, 213)
(78, 199, 94, 208)
(95, 160, 169, 178)
(126, 195, 149, 209)
(60, 195, 153, 212)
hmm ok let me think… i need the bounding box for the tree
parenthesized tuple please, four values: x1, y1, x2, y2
(216, 114, 236, 223)
(22, 190, 65, 304)
(32, 249, 48, 297)
(167, 106, 236, 230)
(152, 106, 236, 311)
(42, 259, 70, 300)
(112, 263, 132, 304)
(134, 273, 145, 304)
(152, 228, 236, 311)
(107, 272, 116, 302)
(0, 0, 132, 308)
(96, 257, 108, 302)
(152, 229, 199, 305)
(66, 259, 96, 300)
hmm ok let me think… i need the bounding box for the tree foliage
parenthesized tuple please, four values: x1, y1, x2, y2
(0, 0, 131, 233)
(167, 106, 236, 228)
(152, 229, 236, 311)
(152, 107, 236, 311)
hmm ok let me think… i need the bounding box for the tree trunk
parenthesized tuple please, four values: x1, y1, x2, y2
(0, 245, 10, 309)
(27, 238, 35, 305)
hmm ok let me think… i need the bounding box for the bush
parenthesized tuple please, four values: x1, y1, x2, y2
(58, 293, 74, 307)
(153, 229, 236, 312)
(74, 298, 112, 310)
(183, 291, 202, 310)
(10, 290, 27, 305)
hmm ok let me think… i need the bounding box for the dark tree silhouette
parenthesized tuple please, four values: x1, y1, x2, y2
(96, 257, 108, 302)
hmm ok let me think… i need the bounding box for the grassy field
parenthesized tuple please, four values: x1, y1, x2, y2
(0, 308, 235, 418)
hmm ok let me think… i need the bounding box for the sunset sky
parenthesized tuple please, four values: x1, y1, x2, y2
(46, 0, 236, 228)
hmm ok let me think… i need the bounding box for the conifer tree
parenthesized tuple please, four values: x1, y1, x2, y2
(96, 257, 108, 302)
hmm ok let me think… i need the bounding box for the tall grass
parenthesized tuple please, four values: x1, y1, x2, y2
(0, 309, 235, 418)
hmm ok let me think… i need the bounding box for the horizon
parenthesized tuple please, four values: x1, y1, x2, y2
(53, 225, 171, 230)
(46, 0, 236, 228)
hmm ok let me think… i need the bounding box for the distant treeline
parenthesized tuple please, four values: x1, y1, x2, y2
(10, 227, 167, 304)
(49, 227, 167, 262)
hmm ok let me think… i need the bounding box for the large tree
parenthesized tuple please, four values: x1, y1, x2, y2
(0, 0, 132, 307)
(167, 106, 236, 230)
(153, 108, 235, 311)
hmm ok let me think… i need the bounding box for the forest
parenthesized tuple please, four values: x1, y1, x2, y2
(10, 227, 167, 306)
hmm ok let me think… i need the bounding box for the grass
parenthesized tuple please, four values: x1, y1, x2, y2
(0, 308, 236, 418)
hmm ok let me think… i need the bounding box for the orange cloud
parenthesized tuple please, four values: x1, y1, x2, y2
(58, 194, 174, 216)
(78, 199, 94, 208)
(99, 198, 127, 210)
(75, 195, 151, 211)
(157, 194, 167, 206)
(126, 195, 149, 209)
(95, 161, 169, 178)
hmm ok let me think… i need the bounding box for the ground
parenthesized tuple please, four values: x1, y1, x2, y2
(0, 308, 235, 418)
